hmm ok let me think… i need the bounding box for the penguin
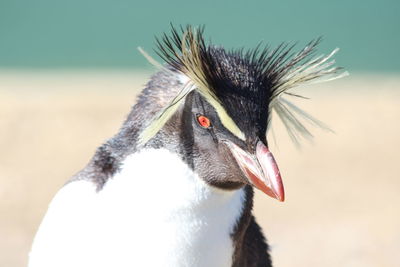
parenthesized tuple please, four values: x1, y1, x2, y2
(29, 26, 346, 267)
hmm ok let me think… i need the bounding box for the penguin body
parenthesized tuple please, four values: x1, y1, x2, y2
(29, 149, 250, 267)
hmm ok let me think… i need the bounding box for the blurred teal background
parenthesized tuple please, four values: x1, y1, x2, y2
(1, 0, 399, 72)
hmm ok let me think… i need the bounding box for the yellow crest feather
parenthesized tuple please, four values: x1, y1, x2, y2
(138, 26, 245, 146)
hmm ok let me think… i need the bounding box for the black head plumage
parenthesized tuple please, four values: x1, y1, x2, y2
(138, 25, 347, 146)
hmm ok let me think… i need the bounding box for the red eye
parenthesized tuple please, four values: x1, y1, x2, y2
(197, 115, 211, 128)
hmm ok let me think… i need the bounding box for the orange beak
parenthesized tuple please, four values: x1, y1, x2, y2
(225, 140, 285, 202)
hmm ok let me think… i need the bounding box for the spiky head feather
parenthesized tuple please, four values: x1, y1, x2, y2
(138, 25, 347, 146)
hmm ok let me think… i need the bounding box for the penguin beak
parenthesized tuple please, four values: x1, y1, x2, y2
(224, 140, 285, 202)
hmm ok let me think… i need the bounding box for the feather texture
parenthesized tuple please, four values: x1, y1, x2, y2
(138, 25, 347, 146)
(266, 43, 348, 144)
(139, 26, 245, 145)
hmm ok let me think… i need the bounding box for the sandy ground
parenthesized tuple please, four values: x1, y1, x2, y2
(0, 71, 399, 267)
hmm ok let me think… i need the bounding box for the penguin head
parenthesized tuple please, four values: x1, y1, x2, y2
(138, 25, 346, 201)
(176, 87, 284, 201)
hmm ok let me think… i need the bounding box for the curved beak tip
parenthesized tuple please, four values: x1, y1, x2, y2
(225, 140, 285, 202)
(255, 141, 285, 202)
(256, 176, 285, 202)
(276, 190, 285, 202)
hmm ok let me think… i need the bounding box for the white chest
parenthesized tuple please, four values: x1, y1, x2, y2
(29, 149, 245, 267)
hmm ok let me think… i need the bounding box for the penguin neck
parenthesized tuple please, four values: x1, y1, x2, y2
(114, 147, 245, 212)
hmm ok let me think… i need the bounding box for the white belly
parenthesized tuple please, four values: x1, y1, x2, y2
(29, 148, 245, 267)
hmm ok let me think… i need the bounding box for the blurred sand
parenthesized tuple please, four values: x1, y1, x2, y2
(0, 71, 399, 267)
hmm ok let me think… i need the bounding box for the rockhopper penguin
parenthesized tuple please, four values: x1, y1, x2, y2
(29, 26, 346, 267)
